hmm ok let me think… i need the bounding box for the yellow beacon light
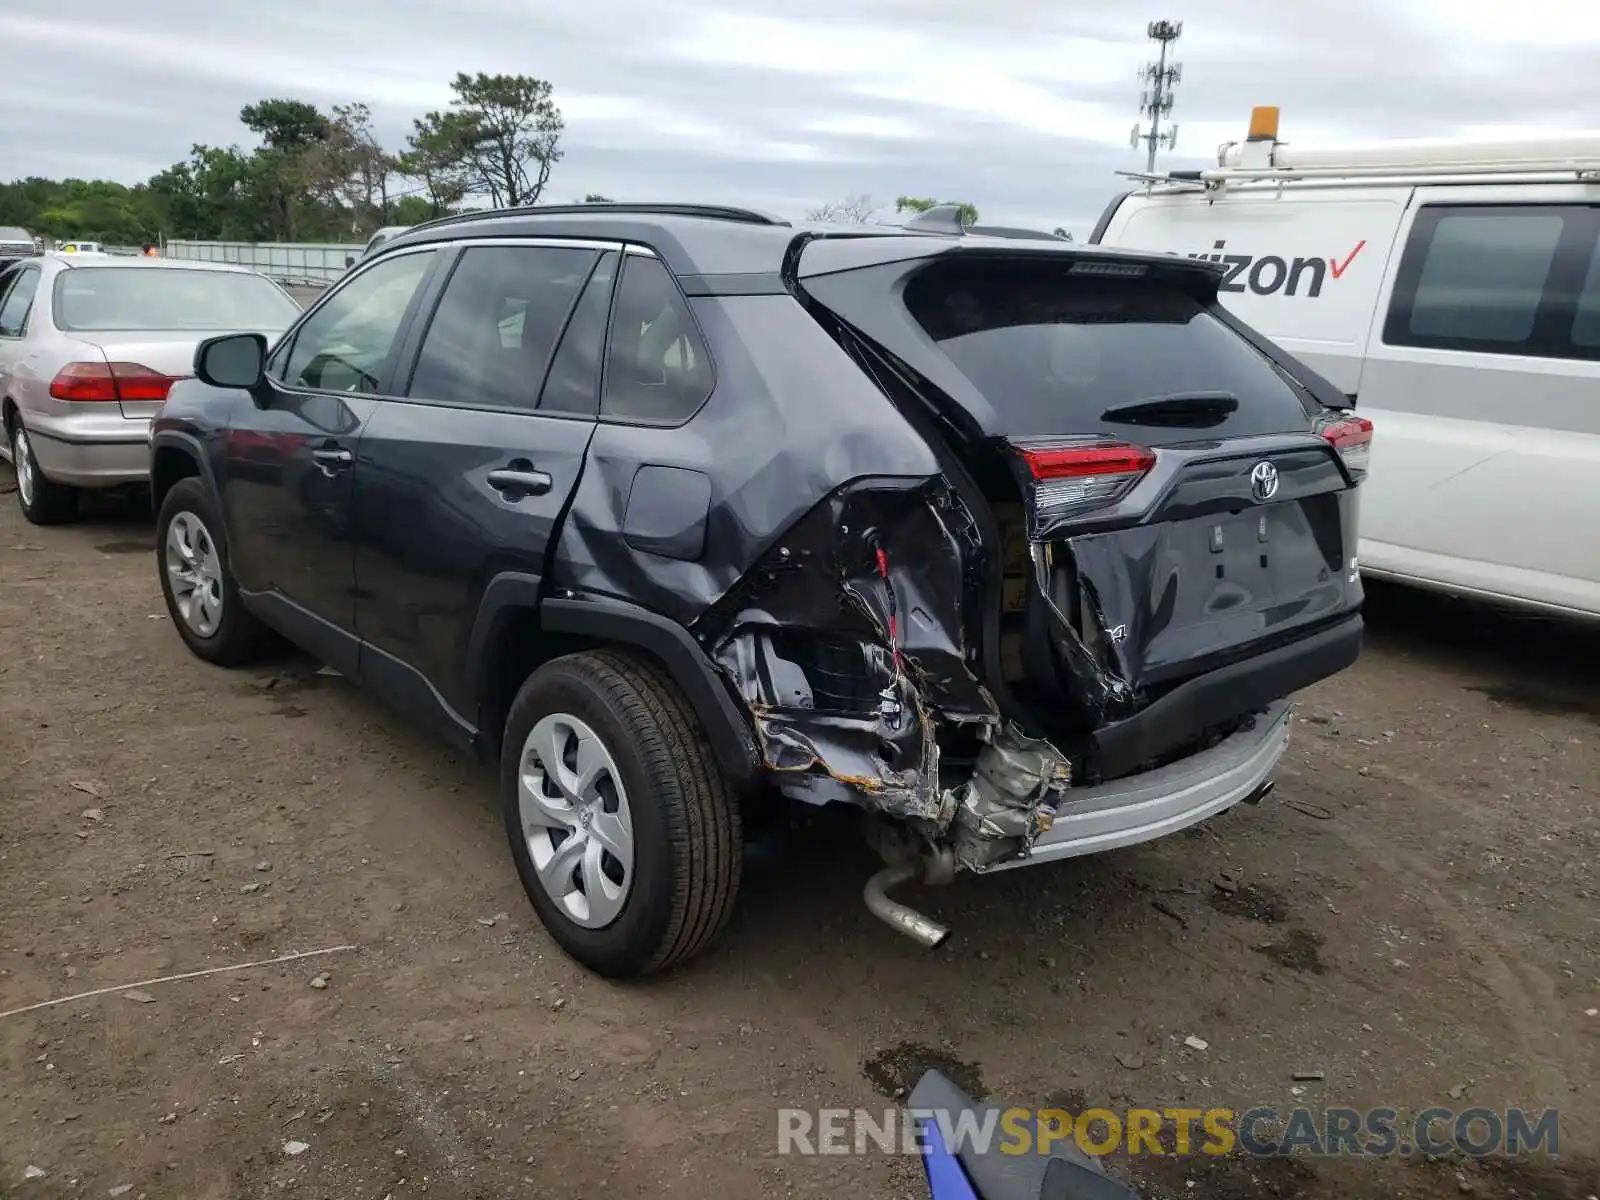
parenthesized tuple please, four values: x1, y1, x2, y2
(1247, 106, 1280, 142)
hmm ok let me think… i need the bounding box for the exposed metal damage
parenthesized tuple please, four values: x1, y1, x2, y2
(696, 475, 1075, 888)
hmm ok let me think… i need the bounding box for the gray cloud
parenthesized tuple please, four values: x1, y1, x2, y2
(1, 0, 1595, 236)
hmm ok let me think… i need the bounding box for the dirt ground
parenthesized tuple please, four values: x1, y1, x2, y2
(1, 487, 1596, 1200)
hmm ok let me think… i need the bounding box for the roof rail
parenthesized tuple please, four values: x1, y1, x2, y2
(407, 202, 792, 236)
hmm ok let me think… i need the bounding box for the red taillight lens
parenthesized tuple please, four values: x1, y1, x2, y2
(1011, 440, 1156, 535)
(1316, 413, 1373, 480)
(1018, 443, 1158, 480)
(49, 361, 178, 404)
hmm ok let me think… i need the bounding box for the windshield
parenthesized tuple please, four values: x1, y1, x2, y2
(54, 268, 301, 332)
(903, 258, 1317, 438)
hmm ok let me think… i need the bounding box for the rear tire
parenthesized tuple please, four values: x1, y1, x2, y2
(11, 422, 78, 525)
(502, 649, 742, 978)
(156, 477, 272, 666)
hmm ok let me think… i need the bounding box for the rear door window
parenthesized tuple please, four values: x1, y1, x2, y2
(407, 244, 597, 411)
(902, 257, 1316, 438)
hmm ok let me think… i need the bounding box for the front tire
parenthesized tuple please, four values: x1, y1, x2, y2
(502, 649, 742, 978)
(11, 422, 78, 525)
(156, 477, 271, 666)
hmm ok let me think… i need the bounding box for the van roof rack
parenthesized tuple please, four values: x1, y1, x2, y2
(1124, 110, 1600, 193)
(409, 202, 792, 235)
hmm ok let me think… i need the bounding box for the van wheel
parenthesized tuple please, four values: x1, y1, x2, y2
(11, 422, 78, 525)
(502, 650, 742, 978)
(156, 478, 272, 666)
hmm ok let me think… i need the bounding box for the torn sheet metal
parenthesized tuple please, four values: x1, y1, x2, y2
(698, 476, 998, 824)
(949, 726, 1072, 871)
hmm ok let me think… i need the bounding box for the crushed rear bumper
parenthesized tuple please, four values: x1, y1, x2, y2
(980, 700, 1293, 871)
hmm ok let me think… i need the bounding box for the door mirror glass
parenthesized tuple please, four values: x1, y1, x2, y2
(195, 332, 267, 389)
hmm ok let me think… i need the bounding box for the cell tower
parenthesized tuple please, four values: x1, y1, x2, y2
(1131, 19, 1183, 175)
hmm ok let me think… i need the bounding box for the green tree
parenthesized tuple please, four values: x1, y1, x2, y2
(239, 99, 331, 151)
(1053, 227, 1075, 241)
(1, 69, 572, 242)
(237, 98, 338, 240)
(397, 111, 475, 218)
(582, 193, 612, 203)
(419, 72, 565, 207)
(895, 195, 979, 226)
(305, 103, 395, 231)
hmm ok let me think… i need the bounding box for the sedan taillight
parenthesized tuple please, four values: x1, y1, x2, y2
(49, 361, 178, 404)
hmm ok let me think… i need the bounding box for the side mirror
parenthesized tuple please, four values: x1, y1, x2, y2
(195, 332, 267, 391)
(346, 255, 356, 268)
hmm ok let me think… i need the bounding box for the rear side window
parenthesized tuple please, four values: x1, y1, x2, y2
(408, 245, 596, 410)
(1384, 204, 1600, 360)
(0, 267, 40, 337)
(903, 257, 1315, 437)
(601, 255, 713, 424)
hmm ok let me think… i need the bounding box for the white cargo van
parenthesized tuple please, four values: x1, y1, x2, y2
(1093, 109, 1600, 621)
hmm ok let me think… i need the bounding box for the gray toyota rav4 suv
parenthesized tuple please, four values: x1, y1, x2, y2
(149, 203, 1368, 977)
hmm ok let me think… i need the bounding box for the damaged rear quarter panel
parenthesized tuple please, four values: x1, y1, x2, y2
(699, 476, 999, 823)
(551, 292, 943, 624)
(549, 289, 1005, 823)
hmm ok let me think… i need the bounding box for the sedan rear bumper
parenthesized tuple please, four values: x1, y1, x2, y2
(984, 700, 1292, 870)
(27, 424, 151, 488)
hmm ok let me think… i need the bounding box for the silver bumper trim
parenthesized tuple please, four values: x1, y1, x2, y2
(983, 701, 1293, 871)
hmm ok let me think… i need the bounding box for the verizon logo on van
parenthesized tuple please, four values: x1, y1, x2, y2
(1186, 239, 1366, 297)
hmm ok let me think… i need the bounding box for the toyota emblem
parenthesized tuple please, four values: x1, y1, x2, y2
(1249, 460, 1280, 503)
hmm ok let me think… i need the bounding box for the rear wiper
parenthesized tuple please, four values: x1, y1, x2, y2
(1101, 391, 1239, 428)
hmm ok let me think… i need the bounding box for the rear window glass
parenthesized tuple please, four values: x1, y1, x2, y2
(55, 268, 300, 332)
(903, 258, 1316, 437)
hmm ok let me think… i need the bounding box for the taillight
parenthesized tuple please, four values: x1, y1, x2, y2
(1315, 412, 1373, 480)
(49, 361, 178, 404)
(1010, 439, 1156, 536)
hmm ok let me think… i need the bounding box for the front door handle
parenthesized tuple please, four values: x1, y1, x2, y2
(487, 467, 553, 497)
(312, 447, 353, 467)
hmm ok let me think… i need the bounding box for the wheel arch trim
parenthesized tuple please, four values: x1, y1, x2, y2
(467, 578, 760, 790)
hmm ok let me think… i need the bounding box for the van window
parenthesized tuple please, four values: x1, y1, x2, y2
(902, 258, 1318, 438)
(1384, 204, 1600, 361)
(1573, 234, 1600, 348)
(1411, 213, 1560, 342)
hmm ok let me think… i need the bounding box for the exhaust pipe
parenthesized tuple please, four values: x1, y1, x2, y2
(863, 863, 951, 949)
(1243, 779, 1276, 806)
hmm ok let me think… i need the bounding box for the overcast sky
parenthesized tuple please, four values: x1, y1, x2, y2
(2, 0, 1597, 235)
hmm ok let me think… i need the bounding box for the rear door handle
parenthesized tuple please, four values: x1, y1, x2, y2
(312, 447, 353, 467)
(487, 468, 553, 497)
